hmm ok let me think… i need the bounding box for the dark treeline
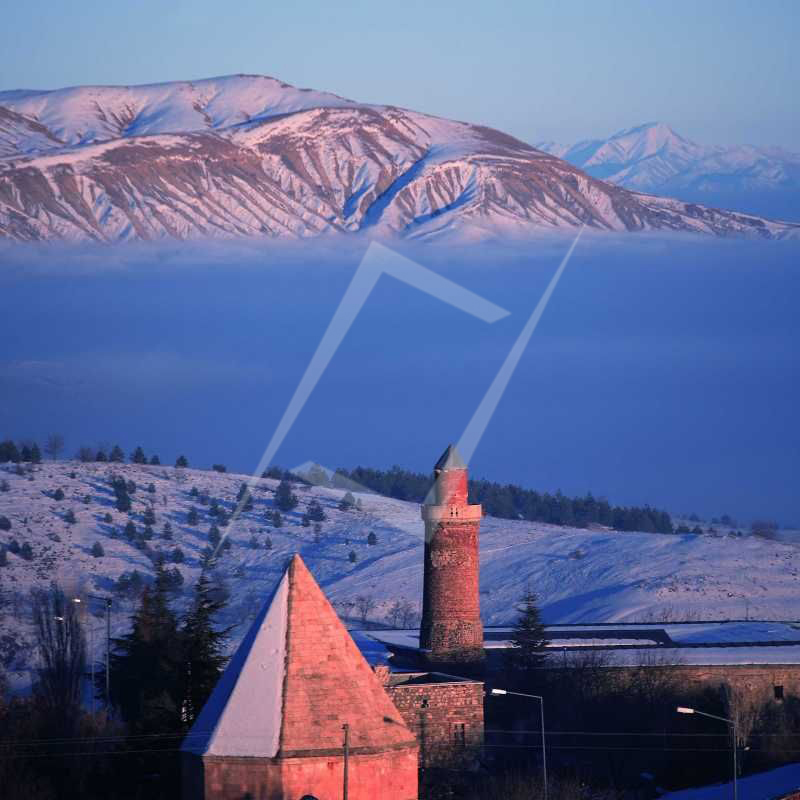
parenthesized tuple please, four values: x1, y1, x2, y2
(336, 465, 674, 533)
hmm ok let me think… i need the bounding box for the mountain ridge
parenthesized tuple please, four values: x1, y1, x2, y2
(1, 76, 797, 244)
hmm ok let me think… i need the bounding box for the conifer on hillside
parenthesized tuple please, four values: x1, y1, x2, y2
(507, 590, 548, 672)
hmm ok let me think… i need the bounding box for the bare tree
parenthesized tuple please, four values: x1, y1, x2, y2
(355, 595, 376, 625)
(722, 683, 760, 750)
(31, 586, 86, 734)
(44, 434, 65, 461)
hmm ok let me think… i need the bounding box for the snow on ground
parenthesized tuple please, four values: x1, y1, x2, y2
(1, 461, 799, 687)
(662, 762, 800, 800)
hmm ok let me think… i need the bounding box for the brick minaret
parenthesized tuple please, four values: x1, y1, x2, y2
(419, 445, 484, 663)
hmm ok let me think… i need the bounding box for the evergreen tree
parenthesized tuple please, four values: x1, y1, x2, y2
(0, 546, 7, 567)
(95, 449, 108, 462)
(348, 550, 357, 563)
(124, 521, 137, 540)
(131, 446, 147, 464)
(91, 541, 105, 558)
(187, 508, 199, 526)
(270, 510, 283, 528)
(163, 521, 173, 539)
(0, 479, 9, 492)
(211, 463, 227, 473)
(175, 455, 189, 468)
(338, 491, 356, 511)
(53, 488, 65, 501)
(0, 439, 20, 463)
(8, 538, 20, 555)
(264, 536, 273, 551)
(507, 590, 547, 671)
(20, 542, 33, 561)
(0, 516, 10, 531)
(104, 512, 113, 523)
(111, 477, 131, 512)
(306, 499, 326, 522)
(109, 444, 125, 463)
(143, 507, 156, 526)
(274, 479, 298, 512)
(20, 444, 32, 462)
(170, 546, 184, 564)
(179, 572, 230, 727)
(147, 482, 156, 494)
(367, 531, 378, 546)
(64, 509, 76, 524)
(208, 524, 221, 549)
(107, 565, 182, 731)
(149, 455, 161, 465)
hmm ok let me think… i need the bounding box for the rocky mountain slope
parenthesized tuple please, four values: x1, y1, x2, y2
(536, 122, 800, 220)
(1, 76, 796, 243)
(1, 461, 799, 685)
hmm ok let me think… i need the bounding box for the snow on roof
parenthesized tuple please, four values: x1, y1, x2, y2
(182, 568, 289, 757)
(183, 555, 416, 759)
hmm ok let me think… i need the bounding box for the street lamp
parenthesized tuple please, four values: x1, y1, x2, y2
(677, 706, 738, 800)
(492, 689, 548, 800)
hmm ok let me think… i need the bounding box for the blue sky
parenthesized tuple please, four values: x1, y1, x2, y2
(1, 0, 797, 148)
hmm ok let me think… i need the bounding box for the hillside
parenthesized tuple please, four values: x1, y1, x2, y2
(1, 460, 799, 687)
(1, 76, 797, 243)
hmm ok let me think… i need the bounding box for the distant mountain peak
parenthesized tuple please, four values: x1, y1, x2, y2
(0, 78, 797, 244)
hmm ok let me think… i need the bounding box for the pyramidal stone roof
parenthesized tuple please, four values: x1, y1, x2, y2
(183, 555, 417, 758)
(434, 443, 467, 472)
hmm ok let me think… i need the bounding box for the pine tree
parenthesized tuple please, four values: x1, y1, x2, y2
(0, 516, 10, 531)
(348, 550, 357, 563)
(131, 446, 147, 464)
(367, 531, 378, 546)
(187, 508, 199, 526)
(147, 482, 156, 494)
(270, 510, 283, 528)
(95, 449, 108, 462)
(163, 521, 173, 539)
(274, 479, 298, 512)
(107, 565, 182, 731)
(179, 572, 230, 727)
(507, 590, 547, 671)
(30, 442, 42, 463)
(208, 524, 221, 549)
(53, 488, 65, 501)
(20, 542, 33, 560)
(264, 536, 273, 550)
(64, 509, 76, 524)
(124, 521, 137, 540)
(91, 541, 105, 558)
(171, 546, 184, 564)
(0, 547, 7, 567)
(339, 491, 356, 511)
(150, 455, 161, 465)
(143, 507, 156, 526)
(110, 444, 125, 463)
(175, 455, 189, 468)
(306, 499, 326, 522)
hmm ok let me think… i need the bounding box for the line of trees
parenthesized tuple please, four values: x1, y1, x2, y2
(335, 465, 674, 533)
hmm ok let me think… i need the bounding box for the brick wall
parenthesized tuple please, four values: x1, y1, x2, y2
(386, 679, 484, 768)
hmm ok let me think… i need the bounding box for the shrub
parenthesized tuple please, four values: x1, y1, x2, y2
(83, 494, 91, 505)
(20, 542, 33, 561)
(211, 464, 227, 473)
(0, 516, 10, 531)
(0, 547, 6, 566)
(264, 536, 273, 550)
(367, 531, 377, 546)
(143, 507, 156, 526)
(147, 482, 156, 494)
(104, 512, 113, 524)
(149, 455, 160, 466)
(124, 521, 136, 540)
(348, 550, 357, 563)
(91, 541, 104, 558)
(170, 546, 184, 564)
(53, 488, 65, 501)
(187, 508, 199, 525)
(190, 486, 199, 497)
(64, 509, 76, 524)
(8, 538, 21, 554)
(163, 521, 173, 539)
(209, 524, 221, 548)
(271, 510, 283, 528)
(0, 479, 9, 492)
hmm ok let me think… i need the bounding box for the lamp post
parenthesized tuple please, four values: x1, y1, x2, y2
(677, 706, 738, 800)
(342, 723, 350, 800)
(492, 689, 548, 800)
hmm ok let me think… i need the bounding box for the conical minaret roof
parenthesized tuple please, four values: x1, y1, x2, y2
(183, 555, 416, 758)
(434, 443, 467, 472)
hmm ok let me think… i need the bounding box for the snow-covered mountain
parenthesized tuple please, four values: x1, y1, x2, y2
(0, 76, 796, 243)
(536, 122, 800, 221)
(2, 461, 799, 684)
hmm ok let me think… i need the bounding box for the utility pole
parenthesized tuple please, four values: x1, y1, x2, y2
(342, 723, 350, 800)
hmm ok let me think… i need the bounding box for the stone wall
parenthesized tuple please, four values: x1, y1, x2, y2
(184, 747, 419, 800)
(385, 675, 485, 768)
(669, 663, 800, 705)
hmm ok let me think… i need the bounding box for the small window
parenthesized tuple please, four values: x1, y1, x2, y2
(774, 685, 784, 701)
(453, 722, 466, 748)
(420, 697, 430, 708)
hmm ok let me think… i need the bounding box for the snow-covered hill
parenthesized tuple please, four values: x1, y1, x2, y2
(0, 77, 796, 243)
(536, 122, 800, 219)
(1, 461, 798, 681)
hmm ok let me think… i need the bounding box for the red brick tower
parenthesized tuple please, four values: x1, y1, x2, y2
(419, 444, 484, 663)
